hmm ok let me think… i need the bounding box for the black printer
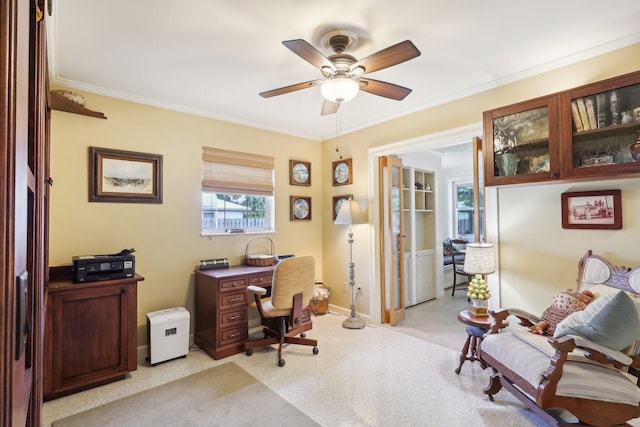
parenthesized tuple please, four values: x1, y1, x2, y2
(72, 249, 135, 283)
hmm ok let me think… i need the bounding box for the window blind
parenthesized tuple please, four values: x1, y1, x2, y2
(202, 147, 274, 196)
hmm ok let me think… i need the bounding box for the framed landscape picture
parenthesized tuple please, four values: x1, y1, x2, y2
(332, 158, 352, 186)
(290, 196, 311, 221)
(289, 160, 311, 186)
(561, 189, 621, 229)
(89, 146, 163, 203)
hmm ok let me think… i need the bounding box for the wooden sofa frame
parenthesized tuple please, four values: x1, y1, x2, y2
(480, 250, 640, 426)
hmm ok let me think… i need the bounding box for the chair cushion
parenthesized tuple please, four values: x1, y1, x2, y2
(481, 332, 640, 406)
(554, 291, 640, 351)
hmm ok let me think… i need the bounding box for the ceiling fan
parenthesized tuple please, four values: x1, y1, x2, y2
(259, 31, 421, 115)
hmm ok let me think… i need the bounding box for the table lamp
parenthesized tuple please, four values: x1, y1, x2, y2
(463, 242, 495, 316)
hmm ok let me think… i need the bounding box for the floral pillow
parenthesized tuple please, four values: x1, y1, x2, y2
(554, 290, 640, 351)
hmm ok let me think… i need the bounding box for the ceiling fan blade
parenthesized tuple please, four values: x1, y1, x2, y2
(282, 39, 336, 71)
(321, 99, 340, 116)
(259, 79, 324, 98)
(350, 40, 421, 74)
(359, 78, 412, 100)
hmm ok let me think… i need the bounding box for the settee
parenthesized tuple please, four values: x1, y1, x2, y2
(443, 238, 467, 266)
(480, 250, 640, 426)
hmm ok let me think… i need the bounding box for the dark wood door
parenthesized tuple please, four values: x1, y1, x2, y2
(1, 0, 48, 424)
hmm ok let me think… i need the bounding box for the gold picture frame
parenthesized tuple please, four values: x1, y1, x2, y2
(89, 146, 163, 203)
(290, 196, 311, 221)
(289, 160, 311, 186)
(332, 158, 352, 186)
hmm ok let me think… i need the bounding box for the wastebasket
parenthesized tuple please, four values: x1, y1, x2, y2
(310, 282, 330, 315)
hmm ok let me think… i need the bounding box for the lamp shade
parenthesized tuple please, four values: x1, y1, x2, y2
(321, 76, 359, 103)
(334, 199, 366, 225)
(463, 243, 495, 275)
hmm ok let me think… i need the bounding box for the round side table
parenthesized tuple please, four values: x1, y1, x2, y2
(455, 309, 495, 374)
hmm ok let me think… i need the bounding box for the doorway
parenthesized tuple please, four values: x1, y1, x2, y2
(366, 123, 482, 325)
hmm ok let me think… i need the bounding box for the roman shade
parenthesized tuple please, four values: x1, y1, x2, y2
(202, 147, 274, 196)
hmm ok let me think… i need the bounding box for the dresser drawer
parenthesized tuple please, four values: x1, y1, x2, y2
(219, 291, 246, 309)
(219, 277, 247, 292)
(218, 325, 248, 347)
(219, 308, 247, 326)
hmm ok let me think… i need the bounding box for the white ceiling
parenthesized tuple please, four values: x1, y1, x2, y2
(47, 0, 640, 141)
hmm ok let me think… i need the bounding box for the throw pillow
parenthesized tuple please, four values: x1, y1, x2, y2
(554, 290, 640, 351)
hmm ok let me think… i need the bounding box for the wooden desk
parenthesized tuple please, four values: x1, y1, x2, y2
(194, 265, 311, 360)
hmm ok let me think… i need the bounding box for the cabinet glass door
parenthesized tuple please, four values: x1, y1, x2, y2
(484, 96, 559, 186)
(564, 76, 640, 178)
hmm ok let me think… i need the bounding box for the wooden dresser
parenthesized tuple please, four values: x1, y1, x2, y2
(44, 267, 143, 400)
(195, 264, 311, 360)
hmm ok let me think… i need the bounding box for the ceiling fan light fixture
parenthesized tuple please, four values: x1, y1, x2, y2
(321, 75, 359, 103)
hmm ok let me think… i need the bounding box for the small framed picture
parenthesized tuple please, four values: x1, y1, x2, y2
(290, 196, 311, 221)
(89, 147, 163, 203)
(289, 160, 311, 186)
(332, 194, 352, 220)
(561, 190, 622, 229)
(332, 158, 352, 186)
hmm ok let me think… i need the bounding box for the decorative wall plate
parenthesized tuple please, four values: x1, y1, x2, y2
(289, 160, 311, 186)
(332, 158, 352, 186)
(290, 196, 311, 221)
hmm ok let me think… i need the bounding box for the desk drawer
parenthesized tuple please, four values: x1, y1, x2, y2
(220, 291, 246, 309)
(218, 325, 247, 347)
(219, 308, 247, 326)
(249, 273, 272, 287)
(219, 277, 247, 292)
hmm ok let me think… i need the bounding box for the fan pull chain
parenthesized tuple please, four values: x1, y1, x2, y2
(336, 111, 343, 159)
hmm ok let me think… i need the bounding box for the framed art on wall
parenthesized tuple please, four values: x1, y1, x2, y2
(561, 189, 621, 229)
(289, 160, 311, 186)
(332, 158, 352, 186)
(290, 196, 311, 221)
(332, 194, 352, 221)
(89, 146, 163, 203)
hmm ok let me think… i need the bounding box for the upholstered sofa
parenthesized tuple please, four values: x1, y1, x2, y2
(480, 250, 640, 426)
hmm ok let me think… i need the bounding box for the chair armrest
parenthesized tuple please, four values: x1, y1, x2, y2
(570, 335, 633, 367)
(247, 285, 267, 296)
(487, 308, 541, 333)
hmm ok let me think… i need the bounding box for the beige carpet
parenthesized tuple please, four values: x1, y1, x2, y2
(52, 362, 320, 427)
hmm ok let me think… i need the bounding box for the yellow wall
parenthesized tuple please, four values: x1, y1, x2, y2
(321, 43, 640, 317)
(51, 43, 640, 342)
(50, 93, 323, 344)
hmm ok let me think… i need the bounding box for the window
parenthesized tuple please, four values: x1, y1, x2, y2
(453, 181, 483, 241)
(202, 147, 275, 235)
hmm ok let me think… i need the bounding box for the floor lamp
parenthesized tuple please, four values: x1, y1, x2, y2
(334, 198, 367, 329)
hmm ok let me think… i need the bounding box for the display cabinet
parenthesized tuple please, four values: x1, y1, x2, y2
(483, 70, 640, 187)
(483, 95, 560, 186)
(561, 72, 640, 179)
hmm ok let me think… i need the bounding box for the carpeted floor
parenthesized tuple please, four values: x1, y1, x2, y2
(43, 295, 640, 426)
(52, 362, 319, 427)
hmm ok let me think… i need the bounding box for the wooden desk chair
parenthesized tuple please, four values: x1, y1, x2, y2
(450, 239, 472, 296)
(244, 256, 318, 367)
